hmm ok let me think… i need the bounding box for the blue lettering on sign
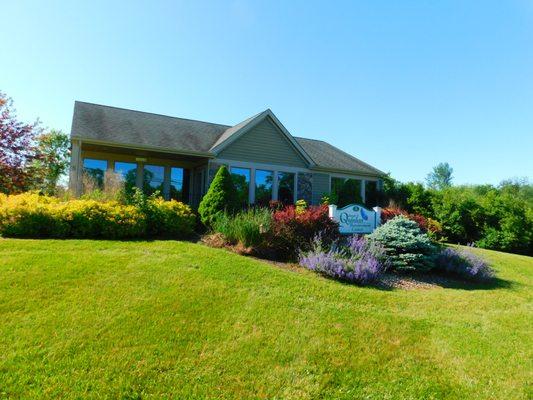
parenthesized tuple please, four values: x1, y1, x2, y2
(333, 204, 377, 234)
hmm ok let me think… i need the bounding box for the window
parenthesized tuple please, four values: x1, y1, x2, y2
(331, 177, 362, 207)
(277, 172, 295, 205)
(83, 159, 107, 188)
(170, 167, 189, 202)
(255, 169, 273, 206)
(143, 164, 165, 196)
(365, 180, 378, 208)
(114, 162, 137, 193)
(231, 167, 251, 207)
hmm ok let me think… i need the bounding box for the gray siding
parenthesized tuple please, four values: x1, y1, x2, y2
(217, 118, 307, 167)
(312, 173, 329, 205)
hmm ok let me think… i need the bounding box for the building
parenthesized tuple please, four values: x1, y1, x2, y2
(69, 101, 384, 207)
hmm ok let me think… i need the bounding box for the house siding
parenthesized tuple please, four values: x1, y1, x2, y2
(217, 118, 307, 167)
(312, 173, 329, 205)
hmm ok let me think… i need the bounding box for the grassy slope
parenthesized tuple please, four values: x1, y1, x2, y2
(0, 239, 531, 399)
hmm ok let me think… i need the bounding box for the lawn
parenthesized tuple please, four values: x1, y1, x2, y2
(0, 239, 531, 399)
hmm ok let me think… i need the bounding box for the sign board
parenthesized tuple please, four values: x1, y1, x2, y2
(328, 204, 381, 234)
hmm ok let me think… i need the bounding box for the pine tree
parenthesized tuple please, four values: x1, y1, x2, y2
(198, 165, 239, 226)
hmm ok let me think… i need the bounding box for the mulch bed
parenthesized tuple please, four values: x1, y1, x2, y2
(199, 233, 468, 290)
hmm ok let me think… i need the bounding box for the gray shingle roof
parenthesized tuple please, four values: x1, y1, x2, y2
(71, 101, 230, 154)
(295, 137, 384, 176)
(71, 101, 383, 176)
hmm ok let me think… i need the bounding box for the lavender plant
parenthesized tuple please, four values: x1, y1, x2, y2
(435, 247, 494, 281)
(299, 234, 386, 285)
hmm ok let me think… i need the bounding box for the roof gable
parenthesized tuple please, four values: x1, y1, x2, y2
(210, 109, 314, 166)
(216, 117, 309, 167)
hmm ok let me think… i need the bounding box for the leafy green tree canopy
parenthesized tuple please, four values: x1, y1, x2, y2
(29, 130, 70, 194)
(426, 162, 453, 190)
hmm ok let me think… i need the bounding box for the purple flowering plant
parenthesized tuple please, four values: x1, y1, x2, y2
(435, 247, 494, 281)
(299, 233, 388, 285)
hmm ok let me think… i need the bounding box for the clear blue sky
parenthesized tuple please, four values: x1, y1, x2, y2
(2, 0, 532, 185)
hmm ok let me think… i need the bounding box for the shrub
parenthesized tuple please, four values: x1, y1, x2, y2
(211, 207, 271, 248)
(62, 199, 145, 239)
(435, 247, 494, 281)
(268, 204, 340, 260)
(381, 207, 427, 230)
(0, 192, 195, 240)
(198, 166, 239, 227)
(381, 207, 444, 240)
(295, 199, 308, 215)
(127, 188, 196, 239)
(0, 192, 69, 237)
(432, 188, 487, 245)
(368, 215, 437, 271)
(146, 197, 195, 239)
(299, 234, 386, 284)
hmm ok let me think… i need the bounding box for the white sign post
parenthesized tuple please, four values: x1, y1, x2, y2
(328, 204, 381, 234)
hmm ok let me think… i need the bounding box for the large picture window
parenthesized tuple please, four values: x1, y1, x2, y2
(83, 159, 107, 188)
(331, 177, 362, 207)
(143, 164, 165, 196)
(255, 169, 273, 206)
(231, 167, 251, 207)
(114, 162, 137, 193)
(278, 172, 295, 205)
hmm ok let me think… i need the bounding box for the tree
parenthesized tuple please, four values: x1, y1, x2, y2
(0, 92, 41, 193)
(198, 165, 239, 226)
(426, 162, 453, 190)
(404, 182, 434, 217)
(28, 130, 70, 194)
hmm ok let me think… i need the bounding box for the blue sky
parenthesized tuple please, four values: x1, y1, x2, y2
(2, 0, 532, 184)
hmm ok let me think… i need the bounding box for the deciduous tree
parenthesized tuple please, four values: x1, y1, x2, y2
(0, 92, 41, 193)
(426, 162, 453, 190)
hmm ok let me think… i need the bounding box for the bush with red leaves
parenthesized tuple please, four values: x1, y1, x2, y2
(381, 207, 442, 238)
(267, 204, 340, 260)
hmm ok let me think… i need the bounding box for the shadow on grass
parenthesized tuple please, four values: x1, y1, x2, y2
(370, 271, 515, 291)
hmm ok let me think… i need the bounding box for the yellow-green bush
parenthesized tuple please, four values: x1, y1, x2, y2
(0, 192, 195, 239)
(61, 200, 146, 239)
(0, 192, 69, 237)
(146, 197, 196, 239)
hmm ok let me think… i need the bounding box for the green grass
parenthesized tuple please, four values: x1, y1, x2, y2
(0, 239, 531, 399)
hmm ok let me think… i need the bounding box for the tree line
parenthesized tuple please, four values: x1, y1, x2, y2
(381, 163, 532, 255)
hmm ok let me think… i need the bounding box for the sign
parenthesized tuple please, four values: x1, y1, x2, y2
(328, 204, 381, 234)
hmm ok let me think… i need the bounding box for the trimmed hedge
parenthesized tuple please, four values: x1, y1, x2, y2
(0, 192, 195, 239)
